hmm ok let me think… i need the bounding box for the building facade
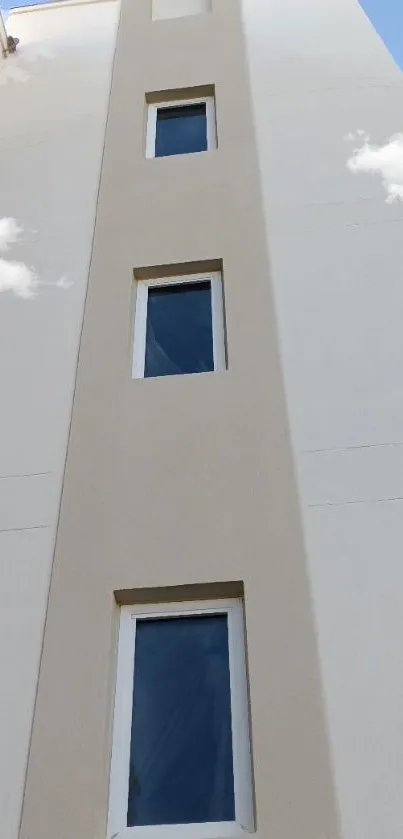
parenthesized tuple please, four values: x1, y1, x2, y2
(1, 2, 403, 839)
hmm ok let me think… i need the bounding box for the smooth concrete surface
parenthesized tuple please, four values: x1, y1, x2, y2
(0, 2, 119, 837)
(241, 1, 403, 838)
(19, 2, 340, 839)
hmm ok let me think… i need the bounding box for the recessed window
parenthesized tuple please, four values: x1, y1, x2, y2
(108, 599, 254, 839)
(146, 96, 216, 158)
(132, 272, 226, 379)
(152, 0, 211, 20)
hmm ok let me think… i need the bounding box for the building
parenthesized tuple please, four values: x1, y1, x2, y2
(1, 1, 403, 838)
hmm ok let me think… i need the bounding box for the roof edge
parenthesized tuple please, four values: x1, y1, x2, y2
(8, 0, 118, 17)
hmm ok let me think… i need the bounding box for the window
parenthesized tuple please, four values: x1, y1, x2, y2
(152, 0, 211, 20)
(146, 96, 216, 158)
(108, 599, 254, 839)
(132, 272, 226, 379)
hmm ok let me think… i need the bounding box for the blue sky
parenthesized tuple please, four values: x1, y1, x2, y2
(360, 0, 403, 68)
(0, 0, 402, 69)
(1, 0, 49, 8)
(0, 0, 64, 10)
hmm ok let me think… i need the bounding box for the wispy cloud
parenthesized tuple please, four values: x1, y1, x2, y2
(0, 217, 73, 298)
(347, 132, 403, 203)
(0, 217, 22, 251)
(0, 218, 39, 298)
(55, 276, 73, 290)
(0, 42, 55, 86)
(0, 256, 39, 299)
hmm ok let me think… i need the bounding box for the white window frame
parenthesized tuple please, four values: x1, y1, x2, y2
(132, 271, 226, 379)
(108, 598, 254, 839)
(146, 95, 217, 158)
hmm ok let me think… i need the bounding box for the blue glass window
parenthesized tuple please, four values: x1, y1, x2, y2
(144, 281, 214, 378)
(155, 103, 208, 157)
(127, 614, 235, 827)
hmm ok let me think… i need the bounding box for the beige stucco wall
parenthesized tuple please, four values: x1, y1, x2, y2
(0, 2, 119, 837)
(19, 2, 340, 839)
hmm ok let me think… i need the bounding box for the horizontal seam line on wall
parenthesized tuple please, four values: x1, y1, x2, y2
(302, 442, 403, 454)
(262, 82, 402, 97)
(287, 196, 382, 207)
(271, 220, 403, 234)
(0, 524, 50, 533)
(308, 495, 403, 508)
(0, 472, 52, 480)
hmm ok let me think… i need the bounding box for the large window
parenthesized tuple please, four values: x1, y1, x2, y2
(146, 95, 216, 158)
(108, 599, 254, 839)
(132, 272, 226, 379)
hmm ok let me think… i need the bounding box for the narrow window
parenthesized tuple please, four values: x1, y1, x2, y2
(128, 614, 234, 826)
(146, 96, 216, 158)
(132, 272, 226, 379)
(108, 599, 254, 839)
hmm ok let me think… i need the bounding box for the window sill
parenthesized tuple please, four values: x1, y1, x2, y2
(110, 821, 253, 839)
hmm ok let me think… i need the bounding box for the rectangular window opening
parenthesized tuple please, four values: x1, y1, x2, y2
(146, 94, 216, 158)
(152, 0, 212, 20)
(108, 599, 254, 839)
(132, 271, 226, 379)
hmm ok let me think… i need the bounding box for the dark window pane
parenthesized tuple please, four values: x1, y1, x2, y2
(155, 103, 208, 157)
(127, 614, 235, 827)
(144, 281, 214, 378)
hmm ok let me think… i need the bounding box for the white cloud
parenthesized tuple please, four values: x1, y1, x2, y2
(347, 132, 403, 203)
(0, 257, 39, 299)
(0, 42, 56, 86)
(0, 217, 72, 298)
(55, 276, 73, 290)
(0, 62, 29, 84)
(0, 217, 23, 252)
(0, 217, 38, 298)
